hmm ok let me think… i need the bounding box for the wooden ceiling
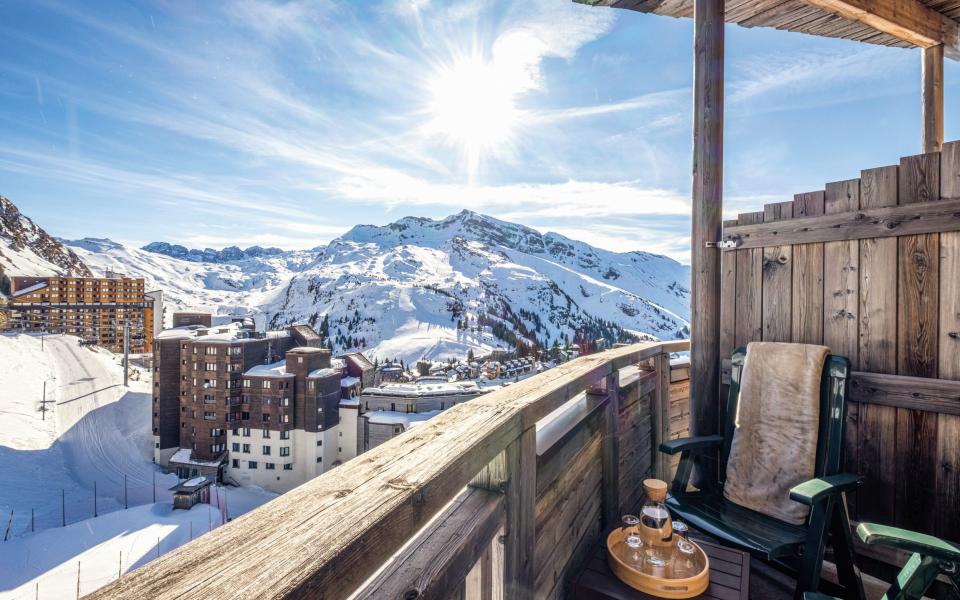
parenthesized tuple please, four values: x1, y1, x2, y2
(576, 0, 960, 59)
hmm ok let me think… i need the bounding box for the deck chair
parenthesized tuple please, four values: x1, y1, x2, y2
(804, 522, 960, 600)
(659, 344, 864, 600)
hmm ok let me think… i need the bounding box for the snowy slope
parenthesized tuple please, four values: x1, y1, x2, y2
(0, 196, 91, 291)
(64, 238, 317, 328)
(269, 210, 690, 363)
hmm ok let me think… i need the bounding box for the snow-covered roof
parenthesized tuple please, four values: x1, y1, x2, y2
(307, 367, 337, 379)
(156, 321, 290, 343)
(245, 360, 293, 378)
(168, 448, 224, 467)
(11, 282, 48, 297)
(339, 397, 360, 408)
(365, 409, 442, 428)
(331, 358, 347, 370)
(288, 346, 325, 353)
(340, 375, 360, 388)
(362, 380, 488, 398)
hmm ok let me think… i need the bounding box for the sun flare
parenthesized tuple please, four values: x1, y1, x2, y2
(426, 55, 520, 177)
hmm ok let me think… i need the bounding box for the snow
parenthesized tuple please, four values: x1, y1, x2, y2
(0, 333, 277, 598)
(363, 380, 486, 398)
(244, 360, 293, 378)
(169, 449, 223, 468)
(340, 376, 360, 387)
(0, 485, 275, 600)
(365, 410, 442, 428)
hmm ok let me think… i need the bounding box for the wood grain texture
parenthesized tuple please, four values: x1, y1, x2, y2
(734, 211, 763, 348)
(824, 179, 860, 368)
(792, 191, 825, 344)
(721, 198, 960, 249)
(922, 44, 944, 154)
(856, 166, 899, 526)
(937, 142, 960, 539)
(762, 201, 793, 342)
(504, 427, 536, 600)
(896, 152, 940, 535)
(689, 0, 724, 447)
(849, 371, 960, 415)
(719, 218, 738, 381)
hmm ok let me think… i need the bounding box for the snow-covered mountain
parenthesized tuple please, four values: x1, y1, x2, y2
(64, 238, 316, 325)
(267, 210, 690, 363)
(58, 210, 690, 364)
(0, 196, 91, 294)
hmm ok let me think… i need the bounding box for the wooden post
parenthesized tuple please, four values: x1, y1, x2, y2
(503, 428, 535, 600)
(690, 0, 724, 483)
(922, 44, 943, 154)
(599, 372, 621, 525)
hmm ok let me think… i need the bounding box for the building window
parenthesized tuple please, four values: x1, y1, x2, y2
(280, 431, 290, 440)
(242, 444, 250, 453)
(317, 440, 322, 447)
(232, 459, 239, 468)
(280, 446, 290, 457)
(232, 443, 240, 452)
(266, 462, 276, 470)
(211, 428, 223, 437)
(282, 414, 290, 423)
(281, 398, 290, 407)
(283, 464, 293, 471)
(262, 381, 271, 389)
(205, 347, 217, 355)
(232, 427, 240, 436)
(262, 446, 271, 455)
(203, 411, 216, 420)
(297, 357, 303, 364)
(229, 347, 241, 356)
(242, 427, 251, 437)
(316, 457, 322, 463)
(204, 379, 217, 388)
(205, 363, 216, 371)
(262, 428, 270, 438)
(248, 461, 258, 469)
(263, 414, 270, 423)
(243, 379, 251, 388)
(210, 443, 224, 453)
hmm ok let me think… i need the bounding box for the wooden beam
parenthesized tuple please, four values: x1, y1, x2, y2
(721, 197, 960, 249)
(922, 44, 944, 153)
(503, 427, 536, 600)
(850, 371, 960, 416)
(799, 0, 960, 59)
(689, 0, 724, 471)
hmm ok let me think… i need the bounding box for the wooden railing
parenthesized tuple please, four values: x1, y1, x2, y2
(87, 340, 689, 600)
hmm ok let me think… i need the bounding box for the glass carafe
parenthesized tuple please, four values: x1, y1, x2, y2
(639, 479, 673, 568)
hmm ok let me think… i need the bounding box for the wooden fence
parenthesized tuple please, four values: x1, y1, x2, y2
(719, 140, 960, 545)
(87, 340, 688, 600)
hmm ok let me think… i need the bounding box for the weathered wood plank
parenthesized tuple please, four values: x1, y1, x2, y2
(504, 427, 536, 600)
(937, 142, 960, 539)
(849, 372, 960, 415)
(856, 165, 899, 526)
(823, 179, 860, 368)
(356, 488, 504, 600)
(922, 44, 944, 154)
(792, 191, 825, 345)
(719, 219, 738, 367)
(896, 152, 940, 535)
(762, 201, 793, 342)
(734, 211, 763, 348)
(653, 352, 672, 480)
(721, 197, 960, 249)
(599, 372, 620, 529)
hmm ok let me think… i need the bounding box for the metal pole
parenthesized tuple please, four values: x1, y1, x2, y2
(118, 550, 122, 579)
(157, 536, 161, 558)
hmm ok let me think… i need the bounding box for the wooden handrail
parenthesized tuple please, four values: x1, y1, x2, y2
(87, 340, 688, 600)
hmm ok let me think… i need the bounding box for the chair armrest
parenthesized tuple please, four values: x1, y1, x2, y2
(789, 473, 862, 506)
(856, 523, 960, 563)
(659, 435, 724, 456)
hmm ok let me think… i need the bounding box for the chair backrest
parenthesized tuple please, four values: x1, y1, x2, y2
(719, 347, 851, 488)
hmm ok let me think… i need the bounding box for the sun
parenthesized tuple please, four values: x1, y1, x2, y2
(426, 54, 520, 178)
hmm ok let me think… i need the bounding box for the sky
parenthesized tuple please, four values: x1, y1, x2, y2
(1, 0, 959, 263)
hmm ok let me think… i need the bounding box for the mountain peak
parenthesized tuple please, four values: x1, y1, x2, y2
(0, 195, 92, 278)
(142, 242, 289, 263)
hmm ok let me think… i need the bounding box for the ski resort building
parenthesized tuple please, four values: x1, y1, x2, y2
(358, 380, 491, 451)
(152, 319, 369, 493)
(4, 274, 162, 352)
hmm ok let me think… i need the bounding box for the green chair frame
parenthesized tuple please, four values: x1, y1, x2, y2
(804, 522, 960, 600)
(659, 347, 864, 600)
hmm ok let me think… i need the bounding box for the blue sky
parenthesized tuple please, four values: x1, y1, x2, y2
(1, 0, 958, 262)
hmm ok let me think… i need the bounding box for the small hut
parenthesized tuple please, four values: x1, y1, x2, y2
(169, 476, 213, 510)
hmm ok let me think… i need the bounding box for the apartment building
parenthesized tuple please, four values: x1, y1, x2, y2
(6, 275, 162, 352)
(359, 380, 490, 451)
(153, 320, 368, 494)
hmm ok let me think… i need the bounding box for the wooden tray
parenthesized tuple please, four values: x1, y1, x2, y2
(606, 529, 710, 599)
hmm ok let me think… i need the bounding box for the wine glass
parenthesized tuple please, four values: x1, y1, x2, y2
(621, 514, 639, 534)
(624, 532, 644, 568)
(672, 520, 689, 540)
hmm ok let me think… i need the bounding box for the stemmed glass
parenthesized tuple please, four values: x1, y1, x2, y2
(621, 514, 639, 534)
